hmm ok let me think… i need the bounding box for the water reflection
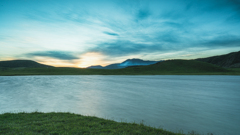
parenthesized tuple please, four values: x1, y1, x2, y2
(77, 89, 103, 116)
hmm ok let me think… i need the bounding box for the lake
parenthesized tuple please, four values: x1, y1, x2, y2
(0, 75, 239, 134)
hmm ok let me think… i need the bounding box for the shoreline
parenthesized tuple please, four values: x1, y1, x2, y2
(0, 67, 239, 76)
(0, 112, 208, 135)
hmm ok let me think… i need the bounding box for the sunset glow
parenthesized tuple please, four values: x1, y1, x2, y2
(1, 0, 240, 67)
(78, 52, 106, 68)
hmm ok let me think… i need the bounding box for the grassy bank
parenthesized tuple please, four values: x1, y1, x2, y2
(0, 112, 206, 135)
(0, 60, 239, 76)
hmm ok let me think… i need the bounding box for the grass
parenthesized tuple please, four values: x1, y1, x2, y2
(0, 112, 210, 135)
(0, 60, 239, 76)
(229, 67, 240, 73)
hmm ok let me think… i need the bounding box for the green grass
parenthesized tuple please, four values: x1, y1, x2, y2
(0, 60, 239, 76)
(0, 112, 209, 135)
(228, 67, 240, 73)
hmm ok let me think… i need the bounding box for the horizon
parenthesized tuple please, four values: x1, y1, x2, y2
(1, 0, 240, 68)
(1, 50, 239, 68)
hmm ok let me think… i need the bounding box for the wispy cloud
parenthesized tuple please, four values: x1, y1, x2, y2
(90, 40, 165, 57)
(136, 8, 151, 20)
(103, 32, 119, 36)
(25, 11, 63, 23)
(27, 51, 79, 60)
(201, 35, 240, 47)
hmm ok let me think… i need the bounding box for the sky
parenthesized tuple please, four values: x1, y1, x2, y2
(0, 0, 240, 68)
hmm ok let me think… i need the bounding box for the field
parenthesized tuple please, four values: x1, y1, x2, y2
(0, 112, 209, 135)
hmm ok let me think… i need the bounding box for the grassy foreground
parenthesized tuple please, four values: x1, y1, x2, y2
(0, 60, 239, 76)
(0, 112, 202, 135)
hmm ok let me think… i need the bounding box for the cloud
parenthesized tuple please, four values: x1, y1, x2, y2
(226, 13, 240, 23)
(89, 32, 240, 58)
(2, 0, 240, 64)
(136, 9, 151, 20)
(221, 0, 240, 11)
(90, 40, 169, 57)
(199, 0, 240, 16)
(159, 11, 185, 20)
(185, 2, 193, 11)
(139, 30, 182, 44)
(103, 31, 119, 36)
(27, 51, 79, 60)
(163, 21, 181, 27)
(156, 32, 180, 43)
(201, 35, 240, 47)
(0, 35, 9, 40)
(89, 29, 188, 57)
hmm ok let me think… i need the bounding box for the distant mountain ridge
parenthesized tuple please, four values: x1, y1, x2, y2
(1, 50, 239, 69)
(88, 50, 240, 69)
(0, 60, 52, 68)
(1, 59, 233, 76)
(88, 58, 160, 69)
(196, 51, 240, 68)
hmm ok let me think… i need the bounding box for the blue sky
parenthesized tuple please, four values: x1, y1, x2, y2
(1, 0, 240, 67)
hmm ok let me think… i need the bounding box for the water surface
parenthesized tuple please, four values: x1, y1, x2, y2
(0, 75, 239, 135)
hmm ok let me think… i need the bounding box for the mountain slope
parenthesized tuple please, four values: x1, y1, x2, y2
(104, 63, 121, 69)
(119, 58, 159, 67)
(88, 58, 160, 69)
(196, 51, 240, 68)
(0, 60, 53, 68)
(120, 60, 228, 74)
(87, 65, 104, 69)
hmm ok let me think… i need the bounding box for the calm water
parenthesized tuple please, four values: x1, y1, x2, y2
(0, 75, 240, 134)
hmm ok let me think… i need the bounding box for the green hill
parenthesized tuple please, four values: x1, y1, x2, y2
(196, 50, 240, 68)
(118, 60, 229, 74)
(0, 60, 52, 68)
(1, 60, 237, 75)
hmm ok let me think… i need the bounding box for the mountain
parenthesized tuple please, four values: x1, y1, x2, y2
(1, 59, 233, 76)
(119, 59, 159, 67)
(0, 60, 53, 68)
(104, 63, 122, 69)
(196, 51, 240, 68)
(87, 65, 104, 69)
(88, 58, 160, 69)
